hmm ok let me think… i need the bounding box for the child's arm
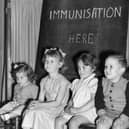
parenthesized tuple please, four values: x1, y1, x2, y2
(13, 84, 19, 102)
(67, 98, 73, 109)
(95, 78, 106, 117)
(28, 79, 46, 108)
(38, 79, 46, 101)
(70, 79, 98, 114)
(70, 92, 95, 114)
(112, 82, 129, 128)
(64, 98, 73, 114)
(120, 82, 129, 117)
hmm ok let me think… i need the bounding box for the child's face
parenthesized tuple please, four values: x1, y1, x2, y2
(16, 72, 28, 86)
(77, 60, 94, 79)
(44, 56, 63, 74)
(104, 57, 124, 82)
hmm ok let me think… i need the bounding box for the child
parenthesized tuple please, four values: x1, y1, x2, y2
(0, 62, 38, 121)
(95, 54, 129, 129)
(22, 47, 71, 129)
(55, 51, 98, 129)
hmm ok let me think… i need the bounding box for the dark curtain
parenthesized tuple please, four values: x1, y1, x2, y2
(35, 0, 128, 81)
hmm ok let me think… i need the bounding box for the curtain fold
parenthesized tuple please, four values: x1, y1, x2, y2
(126, 8, 129, 65)
(0, 0, 5, 102)
(10, 0, 43, 69)
(5, 0, 43, 100)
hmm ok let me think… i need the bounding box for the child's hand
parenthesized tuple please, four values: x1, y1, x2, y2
(97, 109, 106, 117)
(96, 115, 112, 125)
(28, 100, 40, 109)
(69, 107, 79, 115)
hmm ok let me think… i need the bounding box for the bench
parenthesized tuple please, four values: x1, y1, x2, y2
(79, 123, 95, 129)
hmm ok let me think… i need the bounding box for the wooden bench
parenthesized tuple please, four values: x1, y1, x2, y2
(79, 123, 95, 129)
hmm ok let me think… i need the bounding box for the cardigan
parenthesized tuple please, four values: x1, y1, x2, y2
(95, 77, 129, 117)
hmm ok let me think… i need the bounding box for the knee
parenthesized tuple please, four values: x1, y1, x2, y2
(55, 117, 61, 127)
(96, 122, 111, 129)
(112, 124, 122, 129)
(68, 118, 79, 129)
(55, 117, 65, 129)
(112, 123, 128, 129)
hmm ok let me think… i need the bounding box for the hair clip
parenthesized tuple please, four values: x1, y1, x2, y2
(44, 47, 66, 58)
(44, 48, 57, 54)
(58, 48, 66, 58)
(13, 64, 19, 69)
(13, 63, 25, 69)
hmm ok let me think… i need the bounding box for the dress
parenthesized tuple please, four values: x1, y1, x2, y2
(22, 74, 71, 129)
(63, 73, 98, 123)
(0, 82, 38, 115)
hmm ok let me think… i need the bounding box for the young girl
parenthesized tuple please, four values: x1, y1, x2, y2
(0, 62, 38, 121)
(21, 47, 71, 129)
(55, 51, 98, 129)
(95, 54, 129, 129)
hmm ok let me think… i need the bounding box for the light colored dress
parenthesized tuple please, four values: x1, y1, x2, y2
(0, 82, 38, 115)
(22, 74, 70, 129)
(63, 73, 98, 123)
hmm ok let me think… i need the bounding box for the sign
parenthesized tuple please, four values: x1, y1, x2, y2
(35, 0, 128, 80)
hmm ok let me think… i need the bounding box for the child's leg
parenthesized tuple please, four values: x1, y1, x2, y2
(0, 101, 16, 114)
(9, 105, 25, 118)
(55, 116, 68, 129)
(0, 105, 25, 121)
(96, 115, 113, 129)
(1, 112, 18, 121)
(68, 115, 91, 129)
(112, 116, 129, 129)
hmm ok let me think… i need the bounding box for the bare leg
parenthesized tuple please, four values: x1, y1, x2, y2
(96, 116, 113, 129)
(0, 102, 17, 114)
(55, 116, 68, 129)
(68, 115, 91, 129)
(112, 117, 129, 129)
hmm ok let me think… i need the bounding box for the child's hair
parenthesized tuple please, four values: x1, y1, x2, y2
(77, 51, 97, 71)
(42, 47, 67, 73)
(106, 54, 127, 71)
(11, 62, 36, 83)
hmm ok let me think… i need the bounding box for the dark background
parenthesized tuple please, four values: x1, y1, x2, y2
(35, 0, 128, 81)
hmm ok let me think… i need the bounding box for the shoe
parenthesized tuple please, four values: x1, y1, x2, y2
(0, 114, 10, 121)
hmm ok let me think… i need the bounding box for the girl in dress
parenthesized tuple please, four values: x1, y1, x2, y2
(0, 62, 38, 121)
(95, 54, 129, 129)
(55, 51, 98, 129)
(22, 47, 71, 129)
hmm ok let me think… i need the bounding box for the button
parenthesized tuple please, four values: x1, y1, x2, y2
(109, 96, 112, 99)
(109, 90, 112, 93)
(111, 84, 114, 87)
(111, 105, 114, 108)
